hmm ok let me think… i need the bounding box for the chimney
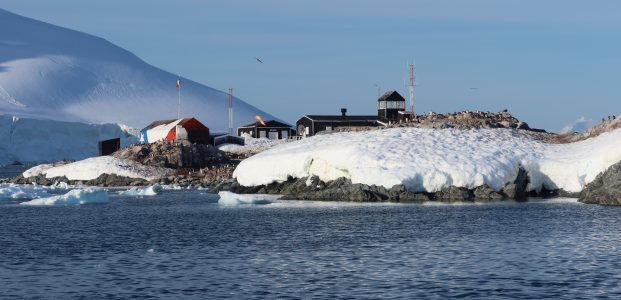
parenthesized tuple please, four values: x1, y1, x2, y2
(341, 108, 347, 117)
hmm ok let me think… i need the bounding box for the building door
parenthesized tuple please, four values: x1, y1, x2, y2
(259, 131, 267, 138)
(281, 130, 288, 139)
(268, 131, 278, 140)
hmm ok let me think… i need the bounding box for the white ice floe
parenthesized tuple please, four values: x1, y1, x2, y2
(217, 191, 275, 206)
(119, 184, 163, 196)
(20, 188, 108, 205)
(23, 156, 174, 181)
(0, 183, 50, 200)
(234, 128, 621, 194)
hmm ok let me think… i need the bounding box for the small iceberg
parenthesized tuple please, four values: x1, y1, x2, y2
(119, 184, 162, 196)
(0, 183, 50, 200)
(217, 191, 273, 206)
(20, 188, 108, 206)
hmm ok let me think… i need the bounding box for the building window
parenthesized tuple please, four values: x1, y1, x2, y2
(379, 101, 386, 109)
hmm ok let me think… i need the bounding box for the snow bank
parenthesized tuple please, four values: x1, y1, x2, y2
(119, 184, 163, 196)
(24, 156, 174, 181)
(234, 128, 621, 193)
(527, 128, 621, 192)
(20, 188, 108, 206)
(0, 183, 50, 200)
(217, 191, 273, 206)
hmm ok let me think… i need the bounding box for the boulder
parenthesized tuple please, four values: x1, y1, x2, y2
(435, 186, 472, 202)
(473, 185, 503, 201)
(579, 161, 621, 205)
(501, 167, 529, 200)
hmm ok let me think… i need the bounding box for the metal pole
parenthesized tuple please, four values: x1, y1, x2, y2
(177, 77, 181, 119)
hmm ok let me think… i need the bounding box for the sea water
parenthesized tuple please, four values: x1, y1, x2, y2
(1, 190, 620, 299)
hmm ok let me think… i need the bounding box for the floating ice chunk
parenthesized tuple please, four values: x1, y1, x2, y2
(160, 184, 183, 190)
(50, 181, 70, 190)
(217, 191, 273, 206)
(0, 183, 50, 200)
(119, 184, 162, 196)
(20, 188, 108, 206)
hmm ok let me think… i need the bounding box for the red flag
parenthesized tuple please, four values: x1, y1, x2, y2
(176, 79, 181, 88)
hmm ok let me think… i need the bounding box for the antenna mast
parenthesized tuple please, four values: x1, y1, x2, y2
(409, 64, 415, 121)
(228, 88, 233, 135)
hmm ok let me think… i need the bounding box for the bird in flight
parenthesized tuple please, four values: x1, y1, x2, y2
(255, 57, 263, 64)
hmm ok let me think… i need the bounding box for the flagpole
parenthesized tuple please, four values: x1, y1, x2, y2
(177, 76, 181, 119)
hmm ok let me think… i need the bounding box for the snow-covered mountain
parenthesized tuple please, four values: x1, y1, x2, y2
(0, 9, 278, 130)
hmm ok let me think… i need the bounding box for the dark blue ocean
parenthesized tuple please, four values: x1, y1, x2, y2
(1, 190, 621, 299)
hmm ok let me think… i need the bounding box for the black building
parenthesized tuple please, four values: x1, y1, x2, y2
(296, 91, 407, 137)
(377, 90, 406, 121)
(296, 108, 383, 137)
(237, 120, 295, 140)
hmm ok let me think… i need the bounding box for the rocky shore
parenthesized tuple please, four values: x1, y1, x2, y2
(11, 140, 239, 188)
(211, 168, 540, 202)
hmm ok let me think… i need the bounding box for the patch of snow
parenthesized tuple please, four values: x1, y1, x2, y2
(234, 128, 621, 194)
(20, 188, 108, 205)
(22, 162, 70, 178)
(218, 136, 287, 155)
(217, 191, 275, 206)
(0, 183, 50, 200)
(119, 184, 163, 196)
(24, 156, 174, 181)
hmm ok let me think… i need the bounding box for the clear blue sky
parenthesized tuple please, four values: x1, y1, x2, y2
(2, 0, 620, 131)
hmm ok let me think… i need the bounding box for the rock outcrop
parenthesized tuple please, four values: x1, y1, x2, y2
(113, 140, 228, 169)
(579, 161, 621, 205)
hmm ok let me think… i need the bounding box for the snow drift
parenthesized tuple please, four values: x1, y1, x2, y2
(234, 128, 621, 194)
(20, 188, 108, 206)
(23, 156, 173, 181)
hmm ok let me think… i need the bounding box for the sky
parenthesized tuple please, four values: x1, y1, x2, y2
(2, 0, 620, 131)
